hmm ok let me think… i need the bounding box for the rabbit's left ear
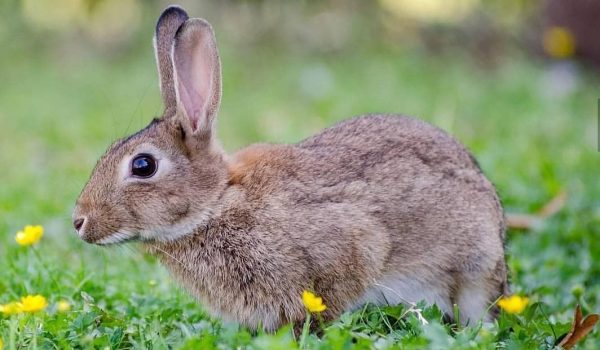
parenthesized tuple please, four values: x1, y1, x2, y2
(172, 19, 222, 134)
(154, 6, 189, 112)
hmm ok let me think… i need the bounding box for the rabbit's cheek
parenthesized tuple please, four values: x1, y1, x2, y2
(165, 197, 191, 224)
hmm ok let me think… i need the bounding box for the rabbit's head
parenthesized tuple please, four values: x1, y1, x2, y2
(73, 7, 226, 244)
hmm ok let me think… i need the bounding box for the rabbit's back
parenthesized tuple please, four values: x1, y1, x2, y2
(299, 114, 486, 188)
(291, 114, 504, 246)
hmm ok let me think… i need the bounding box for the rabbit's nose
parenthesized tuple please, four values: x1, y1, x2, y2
(73, 217, 85, 232)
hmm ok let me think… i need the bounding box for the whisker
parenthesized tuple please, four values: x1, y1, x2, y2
(122, 243, 142, 260)
(123, 80, 154, 136)
(151, 245, 193, 275)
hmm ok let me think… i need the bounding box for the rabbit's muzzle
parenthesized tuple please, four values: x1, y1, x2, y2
(72, 201, 135, 245)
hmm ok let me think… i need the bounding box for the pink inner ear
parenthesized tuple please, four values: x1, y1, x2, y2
(173, 22, 219, 133)
(178, 75, 210, 131)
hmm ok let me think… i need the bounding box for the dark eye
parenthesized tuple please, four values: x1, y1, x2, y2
(131, 154, 157, 178)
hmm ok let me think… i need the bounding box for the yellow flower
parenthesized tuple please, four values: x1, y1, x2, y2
(543, 26, 575, 59)
(0, 301, 23, 315)
(0, 337, 3, 349)
(57, 300, 71, 312)
(15, 225, 44, 246)
(302, 290, 327, 313)
(497, 295, 529, 314)
(19, 295, 48, 313)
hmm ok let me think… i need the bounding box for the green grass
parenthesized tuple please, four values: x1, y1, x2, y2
(1, 17, 599, 349)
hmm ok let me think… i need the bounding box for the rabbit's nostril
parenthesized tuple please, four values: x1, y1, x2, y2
(73, 218, 85, 232)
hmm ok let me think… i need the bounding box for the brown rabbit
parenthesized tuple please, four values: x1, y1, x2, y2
(73, 6, 508, 331)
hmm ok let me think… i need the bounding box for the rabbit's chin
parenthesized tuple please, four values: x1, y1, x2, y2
(95, 231, 138, 246)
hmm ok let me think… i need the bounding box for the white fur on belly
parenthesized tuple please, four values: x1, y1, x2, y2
(351, 274, 452, 315)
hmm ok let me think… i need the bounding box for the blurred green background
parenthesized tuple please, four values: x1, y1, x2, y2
(0, 0, 598, 348)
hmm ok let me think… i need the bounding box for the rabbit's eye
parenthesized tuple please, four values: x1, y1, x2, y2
(131, 154, 157, 178)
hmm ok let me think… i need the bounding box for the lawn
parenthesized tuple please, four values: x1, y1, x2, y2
(0, 2, 599, 349)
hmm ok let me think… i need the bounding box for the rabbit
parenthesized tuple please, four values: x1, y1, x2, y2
(72, 5, 508, 332)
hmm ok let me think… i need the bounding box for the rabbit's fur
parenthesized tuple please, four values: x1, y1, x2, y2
(73, 6, 507, 331)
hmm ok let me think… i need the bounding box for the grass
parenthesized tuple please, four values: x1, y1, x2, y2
(0, 14, 599, 349)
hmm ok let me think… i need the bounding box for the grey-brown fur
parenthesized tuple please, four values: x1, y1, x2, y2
(73, 6, 507, 331)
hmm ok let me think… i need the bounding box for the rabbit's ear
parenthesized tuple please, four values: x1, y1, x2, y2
(154, 6, 188, 111)
(172, 19, 221, 133)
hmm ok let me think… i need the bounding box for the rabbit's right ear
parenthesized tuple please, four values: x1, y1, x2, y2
(154, 6, 188, 111)
(172, 19, 222, 134)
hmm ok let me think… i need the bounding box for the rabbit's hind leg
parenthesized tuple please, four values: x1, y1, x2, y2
(454, 273, 503, 325)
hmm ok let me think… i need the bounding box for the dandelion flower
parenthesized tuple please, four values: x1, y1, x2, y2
(302, 290, 327, 313)
(15, 225, 44, 246)
(19, 295, 48, 313)
(498, 295, 529, 314)
(543, 26, 575, 59)
(57, 300, 71, 312)
(0, 301, 23, 315)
